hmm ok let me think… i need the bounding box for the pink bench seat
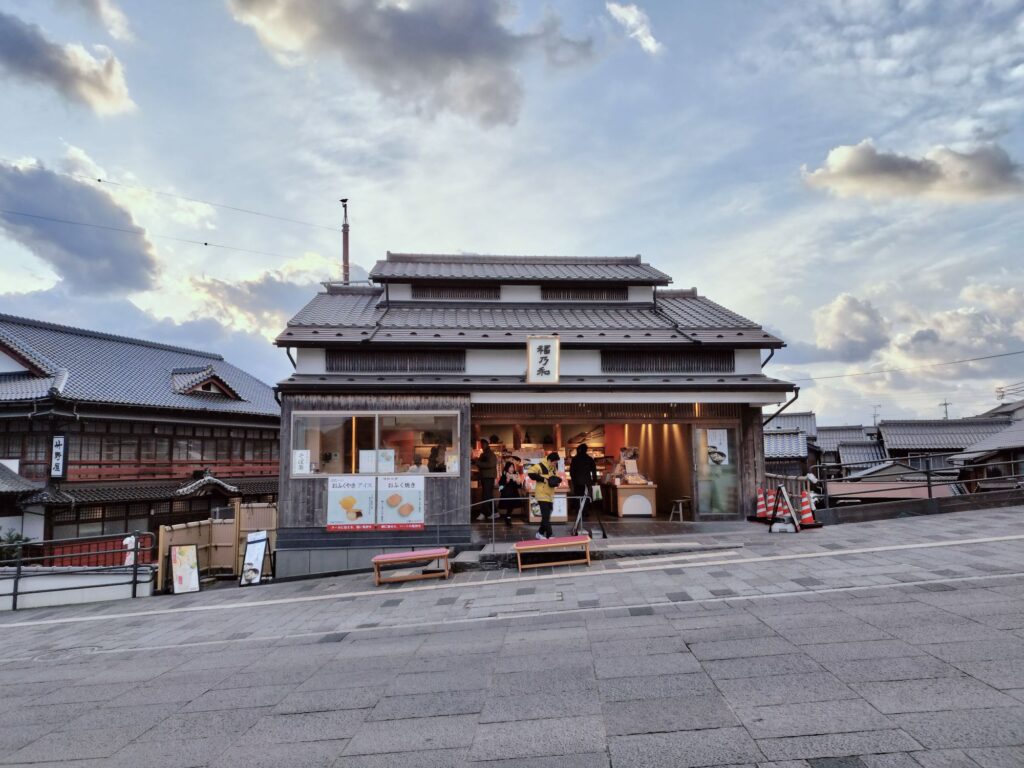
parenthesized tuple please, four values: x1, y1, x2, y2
(513, 535, 591, 572)
(371, 548, 451, 586)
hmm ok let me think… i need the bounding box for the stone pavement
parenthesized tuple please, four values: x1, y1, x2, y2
(2, 507, 1024, 766)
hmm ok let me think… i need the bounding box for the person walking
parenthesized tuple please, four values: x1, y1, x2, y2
(569, 443, 598, 521)
(475, 439, 499, 520)
(498, 458, 524, 527)
(528, 451, 562, 539)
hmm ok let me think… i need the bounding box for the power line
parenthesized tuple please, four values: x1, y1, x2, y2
(0, 208, 298, 261)
(781, 349, 1024, 382)
(69, 174, 342, 233)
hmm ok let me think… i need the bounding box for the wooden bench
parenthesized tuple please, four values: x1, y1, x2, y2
(371, 547, 451, 586)
(513, 535, 591, 573)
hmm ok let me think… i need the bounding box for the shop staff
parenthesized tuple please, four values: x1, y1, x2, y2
(528, 451, 562, 539)
(475, 439, 499, 520)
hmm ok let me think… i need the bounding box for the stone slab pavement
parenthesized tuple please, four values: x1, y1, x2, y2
(1, 506, 1024, 766)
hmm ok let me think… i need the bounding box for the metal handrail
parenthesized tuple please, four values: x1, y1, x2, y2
(1, 531, 156, 611)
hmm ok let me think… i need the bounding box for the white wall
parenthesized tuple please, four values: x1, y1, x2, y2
(735, 349, 764, 374)
(386, 283, 412, 300)
(0, 568, 154, 611)
(628, 286, 654, 303)
(501, 285, 541, 302)
(465, 349, 602, 376)
(295, 347, 326, 374)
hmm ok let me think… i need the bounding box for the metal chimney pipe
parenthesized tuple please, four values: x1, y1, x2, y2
(340, 198, 350, 284)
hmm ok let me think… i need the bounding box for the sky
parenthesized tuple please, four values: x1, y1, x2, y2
(0, 0, 1022, 426)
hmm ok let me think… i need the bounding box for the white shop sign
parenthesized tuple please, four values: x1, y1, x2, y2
(526, 335, 560, 384)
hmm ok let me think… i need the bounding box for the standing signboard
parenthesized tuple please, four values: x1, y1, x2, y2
(326, 475, 376, 530)
(240, 530, 269, 586)
(526, 335, 560, 384)
(170, 544, 200, 594)
(50, 435, 66, 479)
(376, 475, 425, 530)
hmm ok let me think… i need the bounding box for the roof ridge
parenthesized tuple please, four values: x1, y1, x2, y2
(384, 252, 644, 264)
(880, 418, 1011, 426)
(0, 312, 224, 360)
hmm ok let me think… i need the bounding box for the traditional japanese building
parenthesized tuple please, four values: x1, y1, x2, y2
(0, 313, 280, 540)
(274, 252, 794, 577)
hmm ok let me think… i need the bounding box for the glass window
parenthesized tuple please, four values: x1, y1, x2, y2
(291, 414, 374, 475)
(379, 413, 459, 473)
(102, 437, 120, 462)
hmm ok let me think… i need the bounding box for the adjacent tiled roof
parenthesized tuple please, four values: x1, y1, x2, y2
(949, 420, 1024, 463)
(764, 411, 817, 438)
(21, 477, 278, 506)
(174, 474, 240, 496)
(0, 464, 41, 495)
(0, 314, 278, 417)
(878, 419, 1011, 451)
(837, 440, 887, 467)
(279, 287, 784, 348)
(763, 429, 808, 459)
(370, 253, 672, 284)
(817, 425, 867, 453)
(977, 400, 1024, 419)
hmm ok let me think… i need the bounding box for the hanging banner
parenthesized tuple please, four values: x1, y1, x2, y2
(526, 335, 560, 384)
(326, 475, 376, 531)
(50, 435, 67, 478)
(376, 475, 425, 530)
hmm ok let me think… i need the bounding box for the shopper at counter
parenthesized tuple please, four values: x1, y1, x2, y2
(528, 451, 562, 539)
(569, 444, 598, 519)
(474, 439, 499, 520)
(498, 458, 525, 527)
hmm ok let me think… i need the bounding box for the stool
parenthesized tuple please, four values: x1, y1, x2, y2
(669, 498, 691, 522)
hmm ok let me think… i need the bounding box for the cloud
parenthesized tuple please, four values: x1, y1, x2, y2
(60, 0, 133, 41)
(0, 10, 133, 114)
(813, 293, 890, 362)
(227, 0, 592, 127)
(0, 158, 158, 294)
(804, 140, 1024, 201)
(606, 2, 662, 55)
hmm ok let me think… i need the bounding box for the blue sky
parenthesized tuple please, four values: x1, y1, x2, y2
(1, 0, 1022, 424)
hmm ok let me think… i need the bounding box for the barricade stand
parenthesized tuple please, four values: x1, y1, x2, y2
(767, 485, 801, 533)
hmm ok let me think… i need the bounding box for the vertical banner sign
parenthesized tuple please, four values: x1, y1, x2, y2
(526, 335, 560, 384)
(50, 435, 66, 478)
(377, 475, 425, 530)
(326, 475, 376, 531)
(291, 449, 310, 476)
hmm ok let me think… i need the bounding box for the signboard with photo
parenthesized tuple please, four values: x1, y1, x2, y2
(376, 475, 425, 529)
(170, 544, 200, 594)
(526, 335, 560, 384)
(326, 475, 376, 530)
(240, 531, 269, 586)
(706, 429, 730, 465)
(376, 449, 396, 473)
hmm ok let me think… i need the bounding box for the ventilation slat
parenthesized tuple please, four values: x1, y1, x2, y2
(542, 286, 628, 302)
(327, 350, 466, 373)
(411, 285, 500, 301)
(601, 350, 735, 374)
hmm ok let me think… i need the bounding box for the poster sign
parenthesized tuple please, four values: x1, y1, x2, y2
(327, 475, 376, 530)
(377, 475, 425, 529)
(291, 449, 310, 476)
(240, 531, 269, 586)
(706, 429, 730, 465)
(526, 335, 560, 384)
(170, 544, 200, 594)
(358, 450, 377, 473)
(376, 449, 396, 474)
(50, 435, 66, 478)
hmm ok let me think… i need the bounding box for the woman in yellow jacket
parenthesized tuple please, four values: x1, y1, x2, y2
(528, 451, 562, 539)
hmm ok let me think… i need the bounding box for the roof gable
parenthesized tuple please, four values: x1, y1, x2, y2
(878, 418, 1011, 451)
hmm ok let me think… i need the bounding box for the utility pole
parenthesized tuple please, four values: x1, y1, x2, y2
(340, 198, 350, 285)
(939, 399, 951, 419)
(872, 404, 881, 426)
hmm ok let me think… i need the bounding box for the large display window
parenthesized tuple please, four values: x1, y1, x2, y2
(291, 411, 459, 477)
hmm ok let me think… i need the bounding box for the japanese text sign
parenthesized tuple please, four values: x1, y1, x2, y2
(526, 335, 560, 384)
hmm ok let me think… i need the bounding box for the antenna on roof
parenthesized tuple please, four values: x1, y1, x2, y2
(340, 198, 350, 285)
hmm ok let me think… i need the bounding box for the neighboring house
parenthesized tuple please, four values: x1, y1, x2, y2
(826, 460, 961, 504)
(764, 411, 817, 440)
(0, 313, 280, 540)
(950, 420, 1024, 491)
(0, 460, 41, 535)
(763, 428, 814, 477)
(274, 252, 794, 578)
(877, 418, 1011, 471)
(836, 440, 887, 473)
(817, 424, 870, 465)
(976, 399, 1024, 422)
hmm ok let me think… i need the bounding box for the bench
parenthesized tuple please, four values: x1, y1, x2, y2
(371, 548, 451, 586)
(512, 535, 591, 573)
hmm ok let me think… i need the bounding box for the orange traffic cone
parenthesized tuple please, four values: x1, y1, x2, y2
(765, 488, 777, 518)
(799, 490, 823, 528)
(756, 488, 768, 519)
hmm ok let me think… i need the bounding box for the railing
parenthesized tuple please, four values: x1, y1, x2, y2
(811, 453, 1024, 510)
(0, 531, 156, 611)
(455, 493, 603, 551)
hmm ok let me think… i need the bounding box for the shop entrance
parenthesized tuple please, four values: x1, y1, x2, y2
(469, 405, 743, 523)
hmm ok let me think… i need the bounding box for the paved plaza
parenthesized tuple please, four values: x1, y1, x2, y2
(3, 507, 1024, 767)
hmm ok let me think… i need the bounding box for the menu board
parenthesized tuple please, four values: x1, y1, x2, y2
(326, 475, 376, 530)
(376, 475, 425, 530)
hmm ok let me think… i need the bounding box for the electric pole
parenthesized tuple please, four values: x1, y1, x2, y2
(939, 400, 951, 419)
(872, 404, 881, 426)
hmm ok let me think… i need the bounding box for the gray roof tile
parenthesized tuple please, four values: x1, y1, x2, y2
(816, 425, 867, 453)
(0, 314, 278, 417)
(878, 418, 1011, 451)
(370, 253, 672, 284)
(0, 464, 42, 495)
(764, 411, 817, 438)
(837, 440, 887, 467)
(764, 429, 808, 459)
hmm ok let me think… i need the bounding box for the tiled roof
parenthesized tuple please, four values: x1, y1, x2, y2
(837, 440, 887, 467)
(20, 477, 278, 506)
(0, 464, 41, 495)
(977, 400, 1024, 419)
(370, 253, 672, 284)
(280, 289, 784, 348)
(816, 425, 867, 453)
(950, 420, 1024, 463)
(764, 411, 817, 438)
(174, 474, 240, 496)
(763, 429, 808, 459)
(0, 314, 278, 417)
(878, 419, 1011, 451)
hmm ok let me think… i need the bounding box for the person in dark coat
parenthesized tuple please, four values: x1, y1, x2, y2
(475, 439, 499, 520)
(569, 444, 598, 520)
(498, 458, 524, 526)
